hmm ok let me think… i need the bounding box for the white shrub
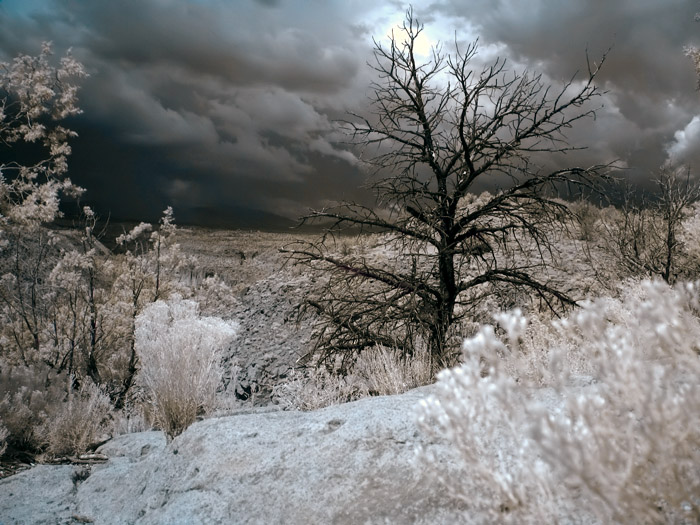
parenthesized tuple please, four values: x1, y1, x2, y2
(135, 296, 237, 438)
(416, 280, 700, 524)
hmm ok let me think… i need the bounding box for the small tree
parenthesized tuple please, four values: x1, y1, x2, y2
(46, 207, 119, 386)
(655, 166, 700, 282)
(0, 42, 86, 368)
(601, 165, 700, 284)
(288, 9, 611, 370)
(112, 206, 184, 408)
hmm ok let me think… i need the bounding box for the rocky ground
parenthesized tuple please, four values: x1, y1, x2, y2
(0, 385, 600, 524)
(173, 228, 319, 403)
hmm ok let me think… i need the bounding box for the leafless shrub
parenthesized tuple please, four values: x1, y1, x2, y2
(600, 165, 700, 284)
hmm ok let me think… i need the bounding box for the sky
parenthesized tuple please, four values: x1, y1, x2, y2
(0, 0, 699, 228)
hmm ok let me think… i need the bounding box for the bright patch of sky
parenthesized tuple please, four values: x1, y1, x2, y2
(0, 0, 49, 16)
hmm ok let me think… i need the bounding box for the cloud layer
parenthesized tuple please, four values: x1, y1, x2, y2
(1, 0, 698, 225)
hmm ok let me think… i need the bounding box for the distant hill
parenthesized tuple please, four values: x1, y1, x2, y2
(177, 206, 298, 231)
(56, 200, 378, 238)
(56, 201, 301, 232)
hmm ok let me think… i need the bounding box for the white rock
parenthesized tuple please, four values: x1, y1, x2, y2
(0, 386, 597, 524)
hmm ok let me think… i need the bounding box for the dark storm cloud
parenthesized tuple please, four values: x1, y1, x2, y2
(0, 0, 375, 223)
(430, 0, 700, 181)
(0, 0, 698, 226)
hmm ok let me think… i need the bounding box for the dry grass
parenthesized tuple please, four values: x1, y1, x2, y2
(112, 400, 151, 436)
(354, 344, 434, 396)
(0, 365, 114, 459)
(43, 381, 113, 457)
(272, 344, 435, 411)
(271, 368, 368, 411)
(0, 366, 62, 455)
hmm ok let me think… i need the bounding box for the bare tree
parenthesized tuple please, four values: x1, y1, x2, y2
(602, 165, 700, 284)
(287, 9, 611, 370)
(655, 166, 700, 282)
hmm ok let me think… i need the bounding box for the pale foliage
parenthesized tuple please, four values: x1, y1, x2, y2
(0, 44, 103, 391)
(0, 202, 238, 454)
(114, 206, 187, 304)
(0, 44, 243, 455)
(0, 42, 86, 227)
(134, 296, 237, 438)
(416, 280, 700, 523)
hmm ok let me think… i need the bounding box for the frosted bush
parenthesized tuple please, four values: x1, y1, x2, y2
(135, 296, 237, 438)
(417, 280, 700, 524)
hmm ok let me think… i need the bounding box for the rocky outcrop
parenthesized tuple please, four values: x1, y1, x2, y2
(1, 383, 603, 524)
(0, 387, 470, 524)
(227, 270, 315, 403)
(173, 229, 318, 404)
